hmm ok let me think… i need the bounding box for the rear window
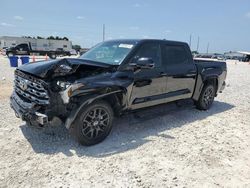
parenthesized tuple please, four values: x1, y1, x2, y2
(162, 45, 189, 65)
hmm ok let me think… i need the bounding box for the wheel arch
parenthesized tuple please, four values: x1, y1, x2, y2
(65, 90, 124, 129)
(203, 77, 218, 93)
(192, 76, 218, 101)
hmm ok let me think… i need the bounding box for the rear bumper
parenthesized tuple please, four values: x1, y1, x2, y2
(10, 92, 48, 125)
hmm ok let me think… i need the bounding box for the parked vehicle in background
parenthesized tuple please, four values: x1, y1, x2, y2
(79, 48, 89, 55)
(195, 53, 225, 60)
(195, 53, 213, 59)
(211, 54, 225, 60)
(70, 49, 77, 56)
(224, 51, 245, 61)
(235, 51, 250, 62)
(6, 42, 71, 59)
(10, 39, 227, 146)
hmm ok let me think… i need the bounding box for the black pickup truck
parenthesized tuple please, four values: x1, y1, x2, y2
(10, 39, 227, 145)
(6, 43, 71, 59)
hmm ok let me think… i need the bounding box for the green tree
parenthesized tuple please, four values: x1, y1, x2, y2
(37, 36, 44, 39)
(72, 45, 81, 51)
(47, 36, 55, 40)
(63, 37, 69, 41)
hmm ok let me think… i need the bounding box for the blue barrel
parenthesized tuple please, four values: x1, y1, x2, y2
(20, 56, 30, 65)
(9, 56, 19, 67)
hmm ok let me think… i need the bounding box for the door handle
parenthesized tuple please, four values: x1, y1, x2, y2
(187, 69, 196, 74)
(160, 72, 168, 76)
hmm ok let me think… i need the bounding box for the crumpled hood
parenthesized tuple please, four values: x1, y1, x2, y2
(17, 58, 112, 78)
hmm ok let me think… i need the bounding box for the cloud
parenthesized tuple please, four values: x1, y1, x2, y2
(142, 35, 150, 39)
(133, 3, 149, 8)
(129, 26, 139, 30)
(133, 3, 141, 8)
(14, 16, 24, 20)
(246, 12, 250, 18)
(1, 22, 15, 27)
(76, 16, 85, 20)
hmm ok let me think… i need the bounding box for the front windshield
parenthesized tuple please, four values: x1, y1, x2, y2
(80, 41, 136, 65)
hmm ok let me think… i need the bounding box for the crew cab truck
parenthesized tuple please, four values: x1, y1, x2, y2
(6, 42, 71, 59)
(10, 39, 227, 145)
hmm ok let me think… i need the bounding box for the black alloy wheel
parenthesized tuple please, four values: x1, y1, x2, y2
(195, 84, 216, 110)
(72, 101, 114, 146)
(81, 107, 110, 139)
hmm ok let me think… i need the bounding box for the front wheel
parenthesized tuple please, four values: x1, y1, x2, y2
(195, 84, 216, 110)
(72, 101, 114, 146)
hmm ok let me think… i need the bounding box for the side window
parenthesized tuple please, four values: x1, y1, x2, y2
(20, 44, 29, 51)
(135, 43, 161, 68)
(16, 44, 27, 50)
(162, 45, 189, 66)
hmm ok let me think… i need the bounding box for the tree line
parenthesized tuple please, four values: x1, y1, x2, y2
(22, 36, 69, 41)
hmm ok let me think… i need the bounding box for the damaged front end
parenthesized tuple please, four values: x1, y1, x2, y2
(10, 70, 51, 126)
(10, 58, 116, 127)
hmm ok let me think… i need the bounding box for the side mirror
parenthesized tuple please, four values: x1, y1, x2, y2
(130, 57, 155, 69)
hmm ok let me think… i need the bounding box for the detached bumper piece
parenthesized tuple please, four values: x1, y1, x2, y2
(10, 92, 48, 126)
(219, 81, 226, 93)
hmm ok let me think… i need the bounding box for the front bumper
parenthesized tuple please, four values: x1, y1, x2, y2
(10, 92, 48, 125)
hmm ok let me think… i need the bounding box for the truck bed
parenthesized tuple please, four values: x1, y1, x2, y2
(194, 58, 227, 72)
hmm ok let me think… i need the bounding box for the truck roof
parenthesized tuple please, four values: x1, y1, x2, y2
(106, 39, 188, 46)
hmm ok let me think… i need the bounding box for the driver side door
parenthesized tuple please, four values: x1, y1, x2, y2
(128, 42, 168, 110)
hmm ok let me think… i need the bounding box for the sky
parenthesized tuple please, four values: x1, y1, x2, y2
(0, 0, 250, 53)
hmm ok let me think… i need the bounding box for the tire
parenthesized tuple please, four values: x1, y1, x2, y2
(195, 84, 216, 110)
(72, 100, 114, 146)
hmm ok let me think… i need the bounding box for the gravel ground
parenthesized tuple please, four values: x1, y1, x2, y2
(0, 56, 250, 187)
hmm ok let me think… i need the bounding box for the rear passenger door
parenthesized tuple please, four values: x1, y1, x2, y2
(161, 43, 197, 101)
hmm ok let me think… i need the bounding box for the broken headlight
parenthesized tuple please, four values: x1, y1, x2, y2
(56, 81, 71, 91)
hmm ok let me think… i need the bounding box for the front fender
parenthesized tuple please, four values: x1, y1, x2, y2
(64, 90, 122, 129)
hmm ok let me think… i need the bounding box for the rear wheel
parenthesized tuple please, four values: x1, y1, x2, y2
(195, 84, 216, 110)
(72, 101, 114, 146)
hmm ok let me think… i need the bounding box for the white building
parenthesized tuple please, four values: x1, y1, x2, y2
(0, 36, 72, 51)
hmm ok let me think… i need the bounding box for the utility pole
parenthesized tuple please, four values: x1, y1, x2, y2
(102, 24, 105, 42)
(189, 34, 192, 50)
(206, 42, 209, 54)
(196, 36, 200, 52)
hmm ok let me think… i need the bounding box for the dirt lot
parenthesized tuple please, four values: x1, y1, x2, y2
(0, 56, 250, 187)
